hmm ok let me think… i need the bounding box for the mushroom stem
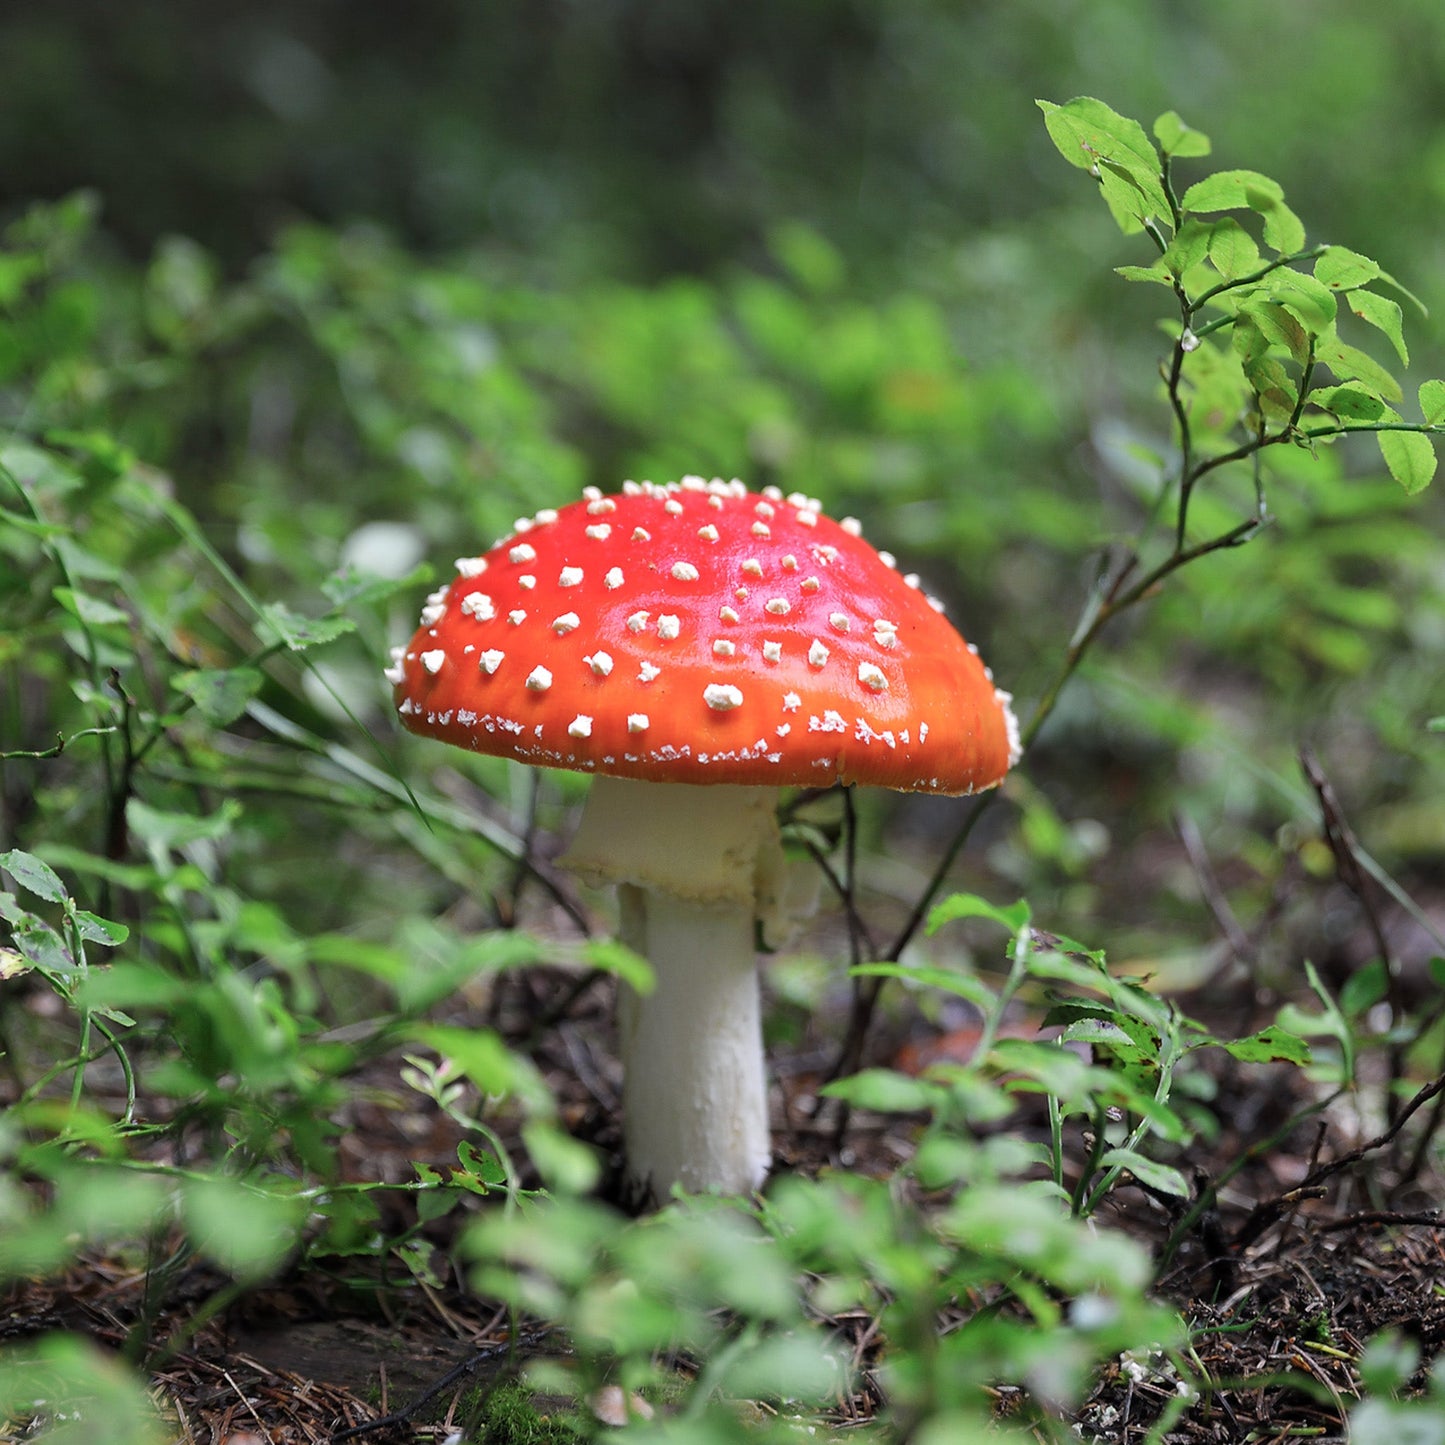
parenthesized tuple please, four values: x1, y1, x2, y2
(616, 884, 769, 1198)
(561, 776, 782, 1199)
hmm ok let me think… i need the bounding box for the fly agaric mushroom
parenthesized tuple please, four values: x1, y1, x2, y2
(389, 476, 1019, 1199)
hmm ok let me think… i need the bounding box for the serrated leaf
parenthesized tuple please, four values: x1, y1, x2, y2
(1268, 270, 1337, 333)
(1420, 380, 1445, 424)
(1346, 289, 1409, 366)
(72, 909, 130, 947)
(1259, 197, 1306, 255)
(1317, 336, 1403, 401)
(1207, 218, 1261, 282)
(174, 667, 264, 727)
(1181, 169, 1284, 214)
(1241, 300, 1309, 364)
(1219, 1025, 1311, 1066)
(1153, 110, 1211, 158)
(258, 601, 356, 652)
(1161, 219, 1213, 277)
(1378, 430, 1437, 495)
(1037, 97, 1169, 232)
(1306, 385, 1395, 423)
(1315, 246, 1381, 291)
(321, 561, 431, 609)
(0, 849, 68, 903)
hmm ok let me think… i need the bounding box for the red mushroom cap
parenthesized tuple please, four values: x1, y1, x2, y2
(389, 478, 1019, 794)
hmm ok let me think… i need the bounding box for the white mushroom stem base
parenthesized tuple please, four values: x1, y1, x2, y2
(616, 884, 770, 1199)
(561, 776, 784, 1200)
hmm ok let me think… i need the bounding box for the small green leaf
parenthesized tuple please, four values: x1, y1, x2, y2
(927, 892, 1031, 936)
(52, 587, 130, 628)
(174, 667, 264, 727)
(1115, 263, 1174, 287)
(1153, 110, 1211, 158)
(1378, 430, 1437, 495)
(1206, 218, 1261, 282)
(1181, 168, 1283, 214)
(1420, 380, 1445, 424)
(1037, 97, 1169, 232)
(1259, 197, 1306, 255)
(1097, 1147, 1189, 1198)
(1161, 218, 1213, 277)
(72, 910, 130, 947)
(1307, 385, 1395, 423)
(852, 960, 997, 1013)
(820, 1067, 938, 1114)
(0, 849, 67, 903)
(258, 601, 356, 652)
(1346, 289, 1409, 367)
(1220, 1024, 1312, 1066)
(1315, 246, 1381, 291)
(1317, 336, 1403, 401)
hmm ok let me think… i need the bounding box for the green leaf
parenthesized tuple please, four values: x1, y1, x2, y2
(1259, 197, 1306, 255)
(851, 960, 997, 1013)
(1161, 218, 1213, 277)
(1307, 385, 1395, 423)
(1036, 97, 1169, 233)
(820, 1067, 939, 1114)
(258, 601, 356, 652)
(52, 587, 130, 628)
(1346, 289, 1409, 366)
(1268, 270, 1337, 333)
(0, 850, 68, 903)
(1181, 169, 1283, 214)
(1153, 110, 1211, 158)
(1420, 380, 1445, 424)
(926, 892, 1031, 936)
(1206, 218, 1261, 282)
(174, 667, 264, 727)
(71, 910, 129, 947)
(1315, 246, 1381, 291)
(1378, 430, 1437, 495)
(1115, 262, 1174, 287)
(1316, 335, 1403, 401)
(1097, 1147, 1189, 1198)
(1219, 1025, 1312, 1066)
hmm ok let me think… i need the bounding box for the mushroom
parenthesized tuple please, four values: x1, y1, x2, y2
(390, 476, 1020, 1200)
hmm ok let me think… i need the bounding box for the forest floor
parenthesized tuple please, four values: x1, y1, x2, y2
(5, 953, 1445, 1444)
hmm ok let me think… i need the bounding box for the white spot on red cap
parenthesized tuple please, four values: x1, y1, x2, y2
(795, 510, 817, 527)
(671, 562, 699, 582)
(480, 649, 505, 675)
(742, 559, 763, 578)
(801, 577, 820, 594)
(627, 611, 650, 633)
(587, 497, 617, 515)
(762, 640, 782, 663)
(858, 661, 889, 693)
(713, 639, 736, 657)
(526, 666, 552, 691)
(421, 649, 445, 674)
(552, 612, 580, 635)
(585, 651, 614, 676)
(698, 524, 719, 542)
(808, 640, 829, 668)
(704, 683, 744, 711)
(751, 522, 771, 539)
(508, 609, 527, 625)
(665, 498, 684, 515)
(510, 543, 537, 564)
(559, 566, 584, 588)
(461, 593, 496, 620)
(840, 517, 862, 536)
(829, 612, 851, 633)
(455, 557, 488, 577)
(585, 523, 612, 541)
(782, 691, 801, 712)
(719, 605, 740, 624)
(568, 715, 593, 739)
(627, 713, 649, 732)
(518, 575, 536, 591)
(765, 597, 790, 616)
(639, 662, 661, 683)
(632, 527, 651, 542)
(657, 614, 681, 640)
